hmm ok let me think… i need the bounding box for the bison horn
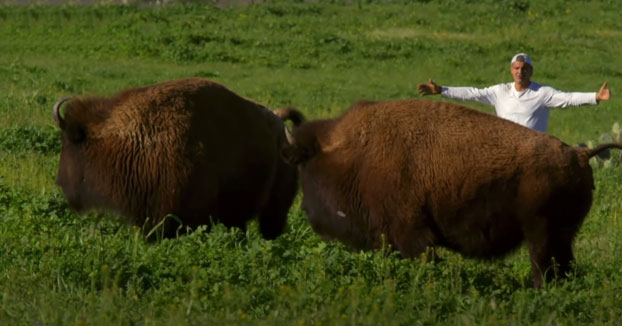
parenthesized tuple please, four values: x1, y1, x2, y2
(52, 97, 72, 128)
(285, 126, 295, 144)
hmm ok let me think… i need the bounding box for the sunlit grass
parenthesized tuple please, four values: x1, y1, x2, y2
(0, 151, 57, 194)
(1, 1, 622, 325)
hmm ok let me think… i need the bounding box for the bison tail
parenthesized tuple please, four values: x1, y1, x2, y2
(275, 107, 306, 127)
(584, 142, 622, 158)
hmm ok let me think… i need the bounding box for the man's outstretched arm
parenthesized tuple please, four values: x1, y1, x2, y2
(417, 79, 498, 106)
(417, 79, 442, 96)
(596, 82, 610, 102)
(546, 82, 610, 108)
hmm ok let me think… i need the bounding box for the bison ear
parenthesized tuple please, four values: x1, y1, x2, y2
(281, 144, 314, 165)
(281, 145, 302, 165)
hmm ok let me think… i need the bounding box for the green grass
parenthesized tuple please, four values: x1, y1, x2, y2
(1, 1, 622, 325)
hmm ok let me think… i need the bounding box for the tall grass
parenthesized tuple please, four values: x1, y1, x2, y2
(1, 1, 621, 325)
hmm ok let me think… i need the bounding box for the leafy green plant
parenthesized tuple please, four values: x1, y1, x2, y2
(1, 1, 622, 325)
(584, 122, 622, 168)
(0, 126, 60, 154)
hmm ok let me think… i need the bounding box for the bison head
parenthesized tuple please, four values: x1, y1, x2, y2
(53, 97, 111, 213)
(275, 108, 318, 165)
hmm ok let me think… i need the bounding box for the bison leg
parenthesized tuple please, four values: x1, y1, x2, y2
(217, 196, 252, 234)
(550, 227, 576, 275)
(257, 201, 288, 240)
(258, 172, 298, 240)
(525, 227, 576, 288)
(391, 225, 439, 261)
(526, 240, 550, 289)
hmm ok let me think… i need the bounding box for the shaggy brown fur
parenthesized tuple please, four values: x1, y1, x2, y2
(54, 77, 300, 239)
(281, 99, 622, 288)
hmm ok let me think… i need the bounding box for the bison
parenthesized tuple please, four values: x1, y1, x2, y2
(53, 77, 300, 239)
(278, 99, 622, 288)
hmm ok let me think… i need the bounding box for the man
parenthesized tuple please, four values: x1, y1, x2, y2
(417, 53, 611, 132)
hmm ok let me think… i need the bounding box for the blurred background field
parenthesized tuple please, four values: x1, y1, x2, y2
(1, 1, 621, 325)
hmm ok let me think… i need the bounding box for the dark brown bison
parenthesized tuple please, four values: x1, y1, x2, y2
(53, 77, 300, 239)
(278, 99, 622, 288)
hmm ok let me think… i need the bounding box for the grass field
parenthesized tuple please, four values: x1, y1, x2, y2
(1, 1, 621, 325)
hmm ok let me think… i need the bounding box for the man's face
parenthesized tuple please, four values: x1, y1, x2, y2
(510, 61, 533, 85)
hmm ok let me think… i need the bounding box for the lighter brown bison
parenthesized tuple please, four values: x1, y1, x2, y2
(279, 99, 622, 288)
(53, 77, 300, 239)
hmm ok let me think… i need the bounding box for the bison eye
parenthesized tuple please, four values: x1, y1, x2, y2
(282, 145, 313, 165)
(67, 126, 86, 143)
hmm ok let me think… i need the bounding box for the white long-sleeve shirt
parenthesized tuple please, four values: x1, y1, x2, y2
(441, 82, 598, 132)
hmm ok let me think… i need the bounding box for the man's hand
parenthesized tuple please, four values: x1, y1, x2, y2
(596, 82, 610, 102)
(417, 79, 442, 96)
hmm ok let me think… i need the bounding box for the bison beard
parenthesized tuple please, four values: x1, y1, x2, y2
(53, 78, 300, 240)
(280, 99, 622, 288)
